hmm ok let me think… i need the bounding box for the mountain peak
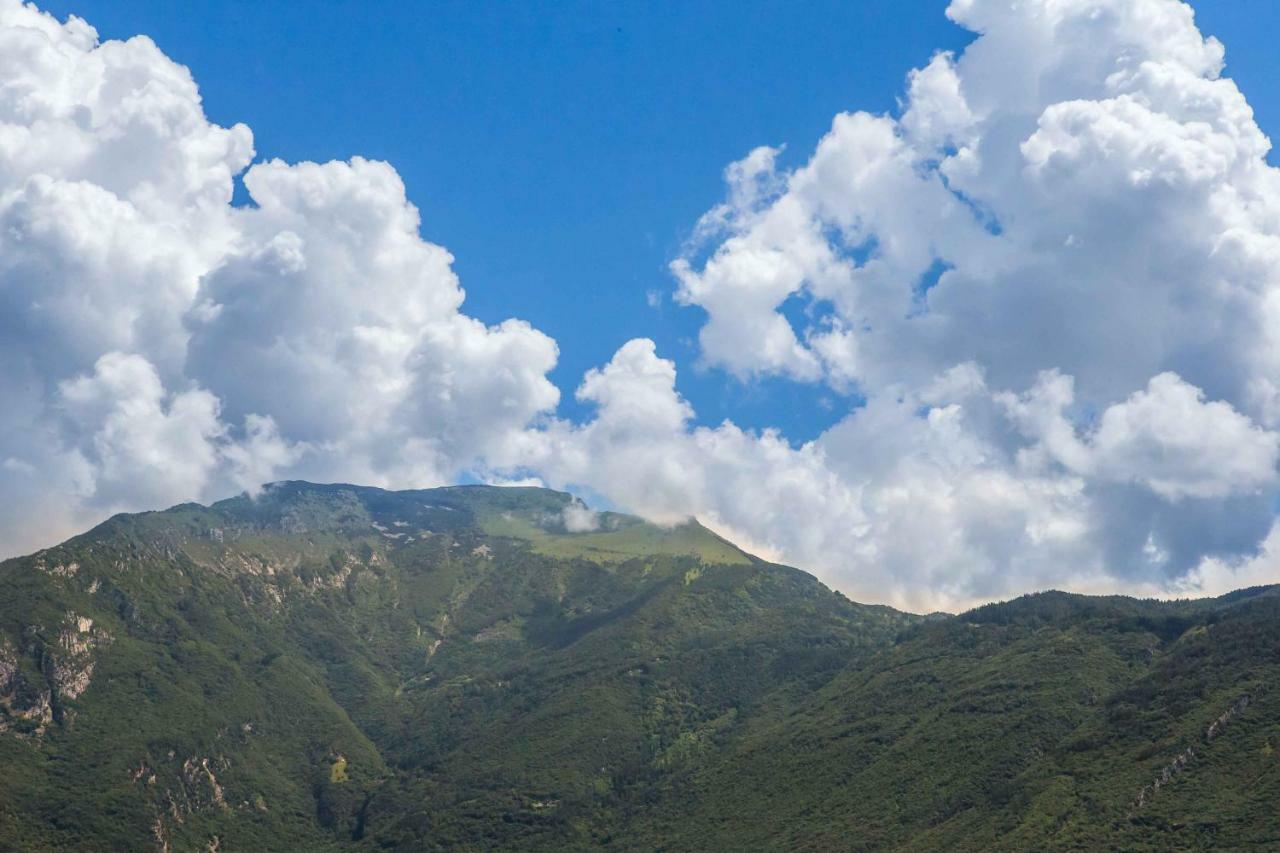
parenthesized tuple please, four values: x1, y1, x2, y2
(0, 479, 917, 848)
(5, 484, 1280, 850)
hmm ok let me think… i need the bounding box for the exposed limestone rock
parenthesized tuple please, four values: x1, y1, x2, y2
(1206, 684, 1266, 741)
(0, 639, 52, 734)
(40, 560, 79, 578)
(0, 641, 19, 699)
(214, 551, 297, 579)
(152, 816, 169, 853)
(146, 748, 240, 849)
(130, 760, 159, 787)
(51, 610, 112, 702)
(180, 756, 229, 811)
(1133, 745, 1195, 810)
(0, 612, 116, 737)
(1131, 683, 1267, 811)
(307, 557, 358, 591)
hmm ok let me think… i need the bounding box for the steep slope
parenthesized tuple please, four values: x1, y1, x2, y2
(0, 482, 911, 851)
(640, 588, 1280, 851)
(3, 482, 1279, 850)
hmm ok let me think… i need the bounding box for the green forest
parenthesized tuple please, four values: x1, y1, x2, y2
(1, 483, 1276, 850)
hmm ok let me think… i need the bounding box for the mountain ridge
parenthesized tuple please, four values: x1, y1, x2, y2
(1, 482, 1277, 850)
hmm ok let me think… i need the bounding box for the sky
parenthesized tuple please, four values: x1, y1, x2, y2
(6, 0, 1280, 611)
(34, 0, 981, 439)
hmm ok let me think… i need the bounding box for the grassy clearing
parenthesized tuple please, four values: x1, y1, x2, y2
(480, 511, 751, 565)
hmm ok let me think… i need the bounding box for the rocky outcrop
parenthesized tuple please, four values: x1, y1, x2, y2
(139, 753, 232, 853)
(51, 611, 111, 702)
(1131, 683, 1267, 811)
(181, 756, 229, 811)
(0, 639, 52, 734)
(1206, 684, 1266, 742)
(1132, 745, 1195, 810)
(35, 556, 79, 578)
(0, 612, 113, 737)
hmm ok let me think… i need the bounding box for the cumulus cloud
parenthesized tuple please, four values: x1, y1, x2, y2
(674, 0, 1280, 408)
(1001, 371, 1279, 501)
(523, 345, 1089, 610)
(522, 343, 1277, 611)
(56, 352, 225, 511)
(531, 0, 1280, 608)
(0, 1, 558, 555)
(185, 156, 560, 485)
(5, 0, 1280, 610)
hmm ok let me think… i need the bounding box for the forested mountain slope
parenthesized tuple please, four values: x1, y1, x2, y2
(0, 482, 1275, 850)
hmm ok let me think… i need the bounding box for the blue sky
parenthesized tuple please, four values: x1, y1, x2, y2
(10, 0, 1280, 608)
(40, 0, 1279, 440)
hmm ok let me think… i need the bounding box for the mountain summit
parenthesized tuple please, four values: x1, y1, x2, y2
(1, 483, 1277, 850)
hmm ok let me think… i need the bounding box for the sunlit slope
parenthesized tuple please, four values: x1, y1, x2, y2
(4, 481, 1277, 850)
(0, 481, 909, 851)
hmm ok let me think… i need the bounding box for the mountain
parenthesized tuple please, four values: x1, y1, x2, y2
(0, 482, 1276, 851)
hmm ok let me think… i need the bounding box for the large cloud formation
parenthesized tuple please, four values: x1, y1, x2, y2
(3, 0, 1279, 611)
(525, 0, 1280, 609)
(0, 1, 557, 556)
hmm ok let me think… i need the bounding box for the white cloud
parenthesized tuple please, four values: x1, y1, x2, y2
(561, 501, 600, 533)
(521, 339, 1279, 611)
(1091, 376, 1278, 500)
(186, 156, 560, 485)
(5, 0, 1280, 611)
(520, 342, 1090, 611)
(0, 1, 559, 555)
(616, 0, 1280, 606)
(998, 370, 1279, 500)
(673, 0, 1280, 408)
(56, 352, 224, 511)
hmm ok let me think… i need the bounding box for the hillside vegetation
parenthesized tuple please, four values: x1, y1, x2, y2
(0, 482, 1276, 850)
